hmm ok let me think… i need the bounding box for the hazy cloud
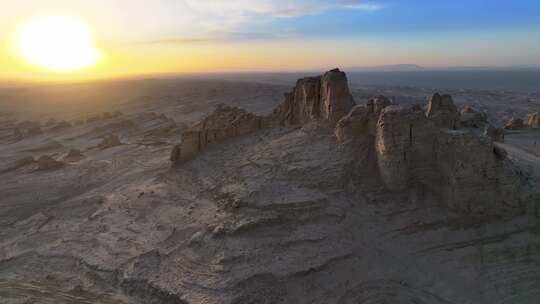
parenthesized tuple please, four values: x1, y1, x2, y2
(2, 0, 384, 45)
(183, 0, 385, 18)
(121, 1, 385, 45)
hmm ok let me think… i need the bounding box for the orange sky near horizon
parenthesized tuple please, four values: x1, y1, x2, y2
(5, 32, 538, 83)
(1, 1, 540, 82)
(1, 33, 401, 82)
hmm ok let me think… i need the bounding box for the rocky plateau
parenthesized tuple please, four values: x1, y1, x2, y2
(0, 71, 540, 303)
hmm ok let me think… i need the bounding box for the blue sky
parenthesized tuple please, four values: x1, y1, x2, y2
(1, 0, 540, 78)
(4, 0, 540, 43)
(256, 0, 540, 40)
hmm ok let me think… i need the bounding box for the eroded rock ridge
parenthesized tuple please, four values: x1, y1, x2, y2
(172, 69, 525, 217)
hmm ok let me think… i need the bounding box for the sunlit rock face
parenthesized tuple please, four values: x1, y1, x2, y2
(528, 112, 540, 128)
(273, 68, 355, 126)
(320, 69, 357, 123)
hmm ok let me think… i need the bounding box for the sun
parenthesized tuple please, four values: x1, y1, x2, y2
(17, 16, 100, 71)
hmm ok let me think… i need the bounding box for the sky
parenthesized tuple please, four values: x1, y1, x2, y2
(1, 0, 540, 81)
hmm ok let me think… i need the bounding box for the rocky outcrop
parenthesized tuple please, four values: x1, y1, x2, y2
(375, 106, 438, 191)
(171, 105, 266, 165)
(14, 121, 43, 139)
(434, 131, 519, 215)
(49, 121, 72, 132)
(484, 124, 505, 142)
(173, 69, 357, 165)
(337, 92, 521, 217)
(458, 105, 504, 142)
(336, 94, 522, 216)
(335, 105, 373, 143)
(367, 95, 392, 114)
(273, 69, 355, 126)
(86, 115, 102, 124)
(37, 155, 65, 170)
(426, 93, 460, 129)
(505, 118, 525, 130)
(98, 134, 122, 150)
(64, 149, 85, 162)
(169, 70, 524, 217)
(527, 112, 540, 128)
(460, 107, 488, 129)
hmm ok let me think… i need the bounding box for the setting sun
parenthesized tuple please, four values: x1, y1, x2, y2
(17, 16, 100, 71)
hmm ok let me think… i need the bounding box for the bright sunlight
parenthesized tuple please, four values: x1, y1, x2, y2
(17, 16, 100, 71)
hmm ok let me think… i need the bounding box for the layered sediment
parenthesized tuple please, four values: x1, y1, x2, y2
(172, 69, 525, 217)
(272, 68, 355, 126)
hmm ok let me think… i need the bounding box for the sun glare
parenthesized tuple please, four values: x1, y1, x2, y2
(17, 16, 100, 71)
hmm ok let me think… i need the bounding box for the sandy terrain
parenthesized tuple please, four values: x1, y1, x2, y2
(1, 77, 540, 303)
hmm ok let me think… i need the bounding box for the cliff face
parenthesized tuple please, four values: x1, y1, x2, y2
(273, 68, 355, 125)
(435, 131, 521, 215)
(172, 69, 355, 165)
(336, 92, 522, 217)
(172, 69, 525, 217)
(528, 112, 540, 128)
(375, 106, 438, 191)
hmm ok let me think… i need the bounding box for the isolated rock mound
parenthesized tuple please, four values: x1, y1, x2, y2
(49, 120, 72, 132)
(273, 68, 355, 126)
(63, 149, 85, 162)
(98, 134, 122, 150)
(13, 121, 43, 139)
(37, 155, 65, 170)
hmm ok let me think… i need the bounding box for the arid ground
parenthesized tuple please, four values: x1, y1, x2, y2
(1, 74, 540, 303)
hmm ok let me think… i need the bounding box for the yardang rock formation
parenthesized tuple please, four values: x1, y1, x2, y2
(172, 68, 526, 218)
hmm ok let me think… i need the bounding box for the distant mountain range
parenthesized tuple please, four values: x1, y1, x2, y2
(348, 64, 540, 72)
